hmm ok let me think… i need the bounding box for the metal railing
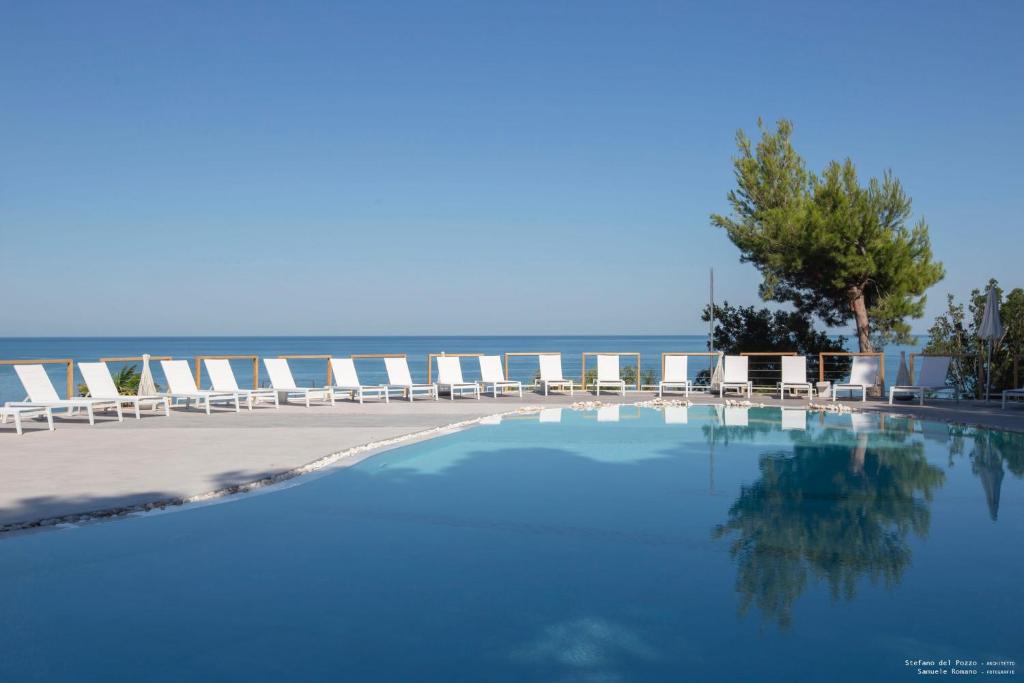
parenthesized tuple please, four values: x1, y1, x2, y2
(740, 351, 797, 392)
(277, 354, 332, 387)
(0, 358, 75, 399)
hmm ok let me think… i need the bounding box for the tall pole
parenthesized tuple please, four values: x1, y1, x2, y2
(709, 268, 715, 377)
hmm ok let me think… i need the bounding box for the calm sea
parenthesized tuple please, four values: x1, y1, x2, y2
(0, 336, 923, 403)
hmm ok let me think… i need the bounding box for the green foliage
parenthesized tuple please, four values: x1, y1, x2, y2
(711, 119, 944, 351)
(924, 279, 1024, 397)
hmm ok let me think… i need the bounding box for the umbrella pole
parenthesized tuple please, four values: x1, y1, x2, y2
(986, 338, 993, 403)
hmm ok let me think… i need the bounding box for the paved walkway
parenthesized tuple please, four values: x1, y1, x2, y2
(2, 392, 1021, 530)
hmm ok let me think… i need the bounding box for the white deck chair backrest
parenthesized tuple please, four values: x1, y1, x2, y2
(724, 406, 749, 427)
(781, 356, 807, 385)
(663, 355, 688, 383)
(597, 354, 620, 381)
(14, 364, 63, 402)
(263, 358, 298, 390)
(916, 355, 951, 387)
(329, 358, 361, 387)
(79, 362, 120, 398)
(204, 359, 241, 392)
(479, 355, 505, 383)
(664, 406, 688, 424)
(161, 360, 200, 393)
(436, 356, 465, 385)
(847, 356, 880, 387)
(781, 408, 807, 431)
(597, 405, 620, 422)
(723, 356, 748, 383)
(385, 357, 414, 386)
(538, 354, 564, 381)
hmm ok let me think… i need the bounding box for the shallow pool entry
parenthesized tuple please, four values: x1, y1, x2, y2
(1, 406, 1020, 682)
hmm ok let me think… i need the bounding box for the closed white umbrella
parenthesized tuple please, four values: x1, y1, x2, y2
(895, 351, 911, 387)
(138, 353, 158, 397)
(978, 287, 1003, 402)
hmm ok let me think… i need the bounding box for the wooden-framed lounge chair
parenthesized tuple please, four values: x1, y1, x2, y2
(5, 364, 123, 425)
(594, 354, 626, 395)
(777, 356, 813, 400)
(385, 357, 438, 401)
(329, 358, 388, 404)
(160, 360, 241, 414)
(538, 354, 574, 396)
(436, 356, 480, 400)
(478, 355, 522, 398)
(889, 355, 953, 405)
(204, 358, 279, 410)
(719, 356, 752, 399)
(263, 358, 334, 407)
(79, 361, 171, 419)
(1003, 387, 1024, 409)
(658, 355, 691, 397)
(1, 404, 54, 435)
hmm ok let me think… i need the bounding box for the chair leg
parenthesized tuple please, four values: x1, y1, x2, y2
(115, 404, 123, 422)
(86, 405, 95, 425)
(14, 413, 22, 436)
(205, 397, 211, 415)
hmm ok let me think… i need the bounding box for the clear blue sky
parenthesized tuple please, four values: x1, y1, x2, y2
(2, 1, 1020, 336)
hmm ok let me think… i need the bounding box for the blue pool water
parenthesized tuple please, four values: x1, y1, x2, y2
(0, 335, 923, 403)
(2, 406, 1018, 682)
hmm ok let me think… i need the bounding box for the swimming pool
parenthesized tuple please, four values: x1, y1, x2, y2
(1, 406, 1020, 681)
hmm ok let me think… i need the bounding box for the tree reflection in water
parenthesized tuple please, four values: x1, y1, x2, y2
(710, 417, 946, 630)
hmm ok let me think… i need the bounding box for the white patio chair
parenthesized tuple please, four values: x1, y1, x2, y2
(479, 355, 522, 398)
(719, 356, 752, 399)
(79, 361, 171, 418)
(5, 364, 122, 425)
(659, 355, 691, 397)
(664, 406, 688, 424)
(832, 356, 880, 402)
(777, 356, 813, 400)
(436, 356, 480, 400)
(889, 355, 953, 405)
(205, 359, 279, 410)
(781, 408, 807, 431)
(263, 358, 334, 407)
(593, 354, 626, 395)
(329, 358, 388, 404)
(538, 354, 574, 396)
(1003, 387, 1024, 409)
(161, 360, 241, 414)
(1, 405, 54, 435)
(385, 357, 438, 401)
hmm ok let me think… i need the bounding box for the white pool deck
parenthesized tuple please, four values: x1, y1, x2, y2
(1, 392, 1022, 532)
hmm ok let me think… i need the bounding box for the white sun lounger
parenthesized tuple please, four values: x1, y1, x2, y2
(664, 406, 688, 424)
(778, 356, 813, 400)
(832, 355, 880, 402)
(385, 357, 438, 401)
(1, 404, 54, 435)
(79, 361, 170, 418)
(161, 360, 241, 414)
(263, 358, 334, 407)
(436, 356, 480, 400)
(329, 358, 388, 403)
(1003, 387, 1024, 409)
(659, 355, 691, 397)
(538, 354, 574, 396)
(5, 364, 123, 425)
(719, 356, 752, 399)
(204, 359, 279, 410)
(889, 355, 953, 405)
(594, 354, 625, 395)
(479, 355, 522, 398)
(781, 408, 807, 431)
